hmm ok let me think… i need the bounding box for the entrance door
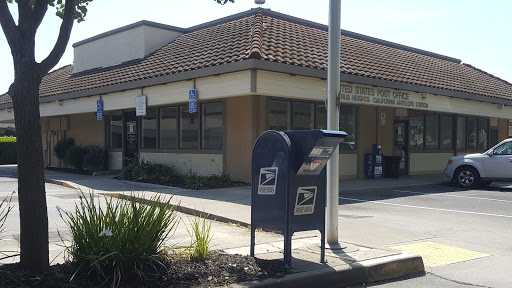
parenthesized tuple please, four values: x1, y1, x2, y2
(394, 120, 408, 175)
(123, 111, 137, 167)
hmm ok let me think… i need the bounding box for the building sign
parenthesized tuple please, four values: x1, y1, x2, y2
(96, 100, 103, 120)
(136, 95, 146, 116)
(189, 89, 197, 113)
(339, 84, 429, 110)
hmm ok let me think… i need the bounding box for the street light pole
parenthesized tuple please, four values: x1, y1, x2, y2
(326, 0, 341, 244)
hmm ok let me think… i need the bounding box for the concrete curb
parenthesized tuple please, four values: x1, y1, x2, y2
(225, 253, 424, 288)
(107, 192, 251, 228)
(44, 178, 78, 190)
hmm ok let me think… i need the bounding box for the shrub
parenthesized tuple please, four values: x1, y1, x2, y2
(0, 192, 14, 239)
(184, 170, 205, 190)
(64, 145, 88, 171)
(54, 137, 75, 167)
(187, 212, 214, 261)
(82, 145, 106, 172)
(59, 191, 179, 286)
(0, 137, 16, 164)
(119, 161, 178, 184)
(206, 173, 232, 188)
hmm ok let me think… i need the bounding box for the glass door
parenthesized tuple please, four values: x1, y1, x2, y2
(394, 120, 408, 175)
(123, 111, 137, 167)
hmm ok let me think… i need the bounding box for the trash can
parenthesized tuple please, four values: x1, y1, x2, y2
(383, 156, 401, 178)
(250, 130, 347, 266)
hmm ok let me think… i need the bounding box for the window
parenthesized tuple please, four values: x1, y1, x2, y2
(440, 115, 453, 149)
(180, 106, 199, 149)
(409, 116, 424, 150)
(339, 106, 357, 150)
(494, 142, 512, 155)
(268, 100, 291, 131)
(478, 119, 488, 150)
(109, 115, 122, 148)
(315, 103, 327, 129)
(425, 115, 439, 149)
(141, 108, 157, 149)
(456, 117, 466, 150)
(267, 99, 358, 150)
(202, 102, 224, 149)
(509, 120, 512, 137)
(467, 118, 477, 150)
(159, 107, 177, 149)
(292, 102, 314, 130)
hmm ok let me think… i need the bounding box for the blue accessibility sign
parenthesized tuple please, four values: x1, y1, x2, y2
(97, 100, 103, 120)
(189, 89, 197, 113)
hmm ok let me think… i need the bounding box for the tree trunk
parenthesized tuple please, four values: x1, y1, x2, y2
(11, 70, 49, 272)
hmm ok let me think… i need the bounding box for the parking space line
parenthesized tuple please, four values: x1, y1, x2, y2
(340, 197, 512, 218)
(394, 189, 512, 203)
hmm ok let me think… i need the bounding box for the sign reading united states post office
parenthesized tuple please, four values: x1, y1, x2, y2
(339, 84, 430, 110)
(258, 167, 278, 195)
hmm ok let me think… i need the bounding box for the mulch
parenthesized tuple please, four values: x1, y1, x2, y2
(0, 251, 290, 287)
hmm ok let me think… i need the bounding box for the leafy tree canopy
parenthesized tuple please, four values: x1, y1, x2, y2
(215, 0, 234, 5)
(6, 0, 93, 22)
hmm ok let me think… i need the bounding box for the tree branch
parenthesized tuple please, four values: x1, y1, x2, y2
(17, 0, 34, 32)
(0, 0, 20, 51)
(38, 0, 75, 76)
(33, 0, 49, 30)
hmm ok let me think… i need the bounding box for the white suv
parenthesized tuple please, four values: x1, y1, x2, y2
(445, 138, 512, 188)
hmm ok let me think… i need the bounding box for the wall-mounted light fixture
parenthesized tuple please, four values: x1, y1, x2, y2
(498, 103, 504, 110)
(57, 100, 63, 106)
(421, 93, 428, 100)
(6, 108, 12, 113)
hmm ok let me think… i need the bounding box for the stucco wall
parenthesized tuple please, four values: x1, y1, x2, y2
(66, 113, 104, 146)
(409, 152, 454, 174)
(226, 96, 255, 181)
(74, 24, 183, 73)
(340, 153, 357, 178)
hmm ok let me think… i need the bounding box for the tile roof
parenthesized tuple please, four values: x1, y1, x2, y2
(1, 9, 511, 105)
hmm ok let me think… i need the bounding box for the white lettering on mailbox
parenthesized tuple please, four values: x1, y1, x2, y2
(258, 167, 278, 195)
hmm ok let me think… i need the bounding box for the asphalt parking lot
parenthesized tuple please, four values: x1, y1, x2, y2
(339, 182, 512, 288)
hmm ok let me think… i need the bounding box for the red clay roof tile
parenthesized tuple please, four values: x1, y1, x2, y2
(1, 9, 511, 105)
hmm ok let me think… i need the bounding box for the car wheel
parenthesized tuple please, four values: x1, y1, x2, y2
(454, 166, 480, 188)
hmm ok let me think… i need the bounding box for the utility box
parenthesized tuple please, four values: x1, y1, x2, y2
(250, 130, 347, 266)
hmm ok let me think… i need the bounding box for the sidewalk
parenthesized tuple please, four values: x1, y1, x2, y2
(1, 165, 447, 287)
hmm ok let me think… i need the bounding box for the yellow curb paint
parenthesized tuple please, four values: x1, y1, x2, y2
(389, 241, 490, 267)
(62, 182, 77, 190)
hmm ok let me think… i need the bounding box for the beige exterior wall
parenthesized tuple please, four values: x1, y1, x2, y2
(340, 154, 357, 178)
(225, 96, 256, 182)
(139, 152, 223, 176)
(73, 24, 183, 73)
(409, 153, 454, 175)
(257, 71, 326, 101)
(376, 107, 395, 156)
(498, 118, 510, 140)
(66, 113, 104, 146)
(357, 105, 377, 177)
(42, 113, 104, 168)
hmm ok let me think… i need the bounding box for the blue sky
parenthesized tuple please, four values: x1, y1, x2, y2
(1, 0, 511, 94)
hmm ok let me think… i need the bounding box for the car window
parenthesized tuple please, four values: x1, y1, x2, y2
(493, 142, 512, 155)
